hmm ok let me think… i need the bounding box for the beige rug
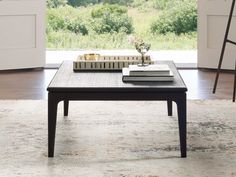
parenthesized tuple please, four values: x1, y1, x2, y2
(0, 100, 236, 177)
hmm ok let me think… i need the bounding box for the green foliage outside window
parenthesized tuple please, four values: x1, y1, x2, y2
(151, 0, 197, 35)
(91, 13, 133, 34)
(67, 0, 133, 7)
(47, 0, 68, 8)
(90, 4, 133, 34)
(47, 4, 133, 35)
(91, 4, 127, 18)
(47, 6, 88, 35)
(46, 0, 197, 49)
(67, 0, 98, 7)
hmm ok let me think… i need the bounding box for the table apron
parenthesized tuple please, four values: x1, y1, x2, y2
(48, 91, 186, 103)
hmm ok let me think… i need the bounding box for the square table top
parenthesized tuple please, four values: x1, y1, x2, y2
(47, 60, 187, 92)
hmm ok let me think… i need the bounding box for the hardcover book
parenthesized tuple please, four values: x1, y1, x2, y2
(122, 68, 174, 82)
(128, 64, 171, 76)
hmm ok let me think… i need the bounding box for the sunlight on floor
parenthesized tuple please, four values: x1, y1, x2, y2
(46, 50, 197, 65)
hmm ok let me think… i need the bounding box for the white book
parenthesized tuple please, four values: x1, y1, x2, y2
(122, 68, 174, 82)
(129, 64, 170, 72)
(129, 64, 171, 76)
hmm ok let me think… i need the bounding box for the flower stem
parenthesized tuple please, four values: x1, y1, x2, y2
(141, 54, 145, 66)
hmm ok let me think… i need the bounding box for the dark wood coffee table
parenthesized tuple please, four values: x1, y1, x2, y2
(47, 60, 187, 158)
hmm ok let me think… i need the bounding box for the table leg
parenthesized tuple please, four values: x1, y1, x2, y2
(64, 100, 69, 116)
(233, 61, 236, 102)
(48, 93, 59, 157)
(175, 94, 187, 158)
(167, 100, 173, 116)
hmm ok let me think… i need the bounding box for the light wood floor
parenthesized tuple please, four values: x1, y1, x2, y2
(0, 68, 235, 100)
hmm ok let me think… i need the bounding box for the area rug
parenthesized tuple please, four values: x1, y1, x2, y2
(0, 100, 236, 177)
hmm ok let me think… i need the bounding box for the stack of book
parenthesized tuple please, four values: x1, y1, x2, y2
(122, 64, 174, 82)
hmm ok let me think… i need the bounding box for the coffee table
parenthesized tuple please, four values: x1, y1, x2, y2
(47, 60, 187, 157)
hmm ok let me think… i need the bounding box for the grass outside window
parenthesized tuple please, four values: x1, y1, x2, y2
(46, 0, 197, 50)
